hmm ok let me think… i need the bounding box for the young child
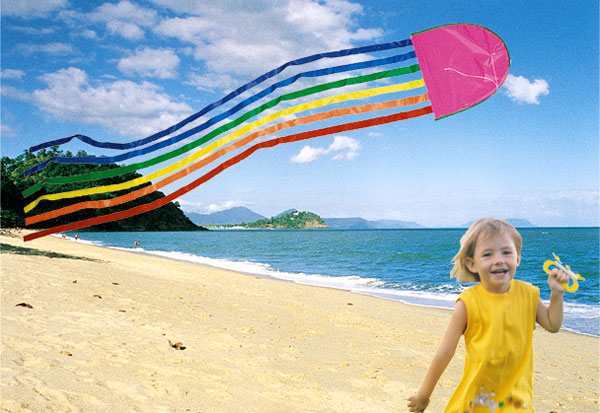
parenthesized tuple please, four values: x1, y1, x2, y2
(407, 217, 569, 412)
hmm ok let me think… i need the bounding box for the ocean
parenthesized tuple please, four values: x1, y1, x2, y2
(67, 227, 599, 336)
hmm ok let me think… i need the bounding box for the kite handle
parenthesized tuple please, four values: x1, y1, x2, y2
(542, 253, 585, 293)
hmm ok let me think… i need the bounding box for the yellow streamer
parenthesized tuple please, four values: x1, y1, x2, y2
(25, 79, 425, 213)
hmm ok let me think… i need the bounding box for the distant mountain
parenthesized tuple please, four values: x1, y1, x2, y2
(274, 209, 298, 218)
(323, 218, 369, 229)
(185, 207, 266, 226)
(457, 218, 537, 228)
(324, 217, 425, 229)
(505, 218, 536, 228)
(370, 219, 426, 229)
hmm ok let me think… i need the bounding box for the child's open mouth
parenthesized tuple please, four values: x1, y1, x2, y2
(491, 269, 508, 276)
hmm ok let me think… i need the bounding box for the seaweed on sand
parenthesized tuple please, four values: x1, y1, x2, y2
(0, 243, 99, 261)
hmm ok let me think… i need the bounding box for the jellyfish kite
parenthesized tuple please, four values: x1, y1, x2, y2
(23, 23, 510, 242)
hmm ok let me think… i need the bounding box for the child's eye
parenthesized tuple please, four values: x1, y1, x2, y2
(503, 250, 513, 255)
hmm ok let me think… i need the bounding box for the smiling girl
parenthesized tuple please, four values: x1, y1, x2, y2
(407, 217, 569, 412)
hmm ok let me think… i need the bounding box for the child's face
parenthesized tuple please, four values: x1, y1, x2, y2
(465, 231, 520, 294)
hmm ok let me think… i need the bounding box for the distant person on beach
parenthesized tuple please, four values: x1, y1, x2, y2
(75, 233, 78, 241)
(407, 217, 569, 412)
(134, 241, 140, 246)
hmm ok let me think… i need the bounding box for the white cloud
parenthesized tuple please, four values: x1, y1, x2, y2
(185, 72, 238, 92)
(332, 150, 358, 160)
(154, 16, 217, 44)
(95, 0, 156, 21)
(1, 123, 18, 138)
(285, 0, 381, 47)
(108, 21, 144, 40)
(205, 200, 250, 213)
(17, 42, 73, 56)
(291, 145, 328, 163)
(176, 198, 252, 214)
(329, 135, 360, 151)
(1, 85, 32, 101)
(291, 135, 360, 163)
(10, 25, 56, 35)
(1, 69, 25, 80)
(32, 67, 193, 137)
(1, 0, 67, 17)
(81, 29, 99, 39)
(79, 0, 158, 41)
(118, 48, 180, 79)
(503, 74, 549, 104)
(174, 198, 205, 212)
(152, 0, 382, 81)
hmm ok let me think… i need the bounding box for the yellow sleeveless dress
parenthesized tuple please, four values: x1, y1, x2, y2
(445, 279, 539, 413)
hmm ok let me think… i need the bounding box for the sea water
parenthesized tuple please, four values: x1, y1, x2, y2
(70, 228, 599, 336)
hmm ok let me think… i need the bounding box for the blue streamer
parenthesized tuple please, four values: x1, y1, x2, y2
(25, 48, 416, 176)
(29, 39, 412, 154)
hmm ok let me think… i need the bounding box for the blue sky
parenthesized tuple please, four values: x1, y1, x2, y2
(1, 0, 598, 227)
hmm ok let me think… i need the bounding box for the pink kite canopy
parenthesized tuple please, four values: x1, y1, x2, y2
(411, 23, 510, 119)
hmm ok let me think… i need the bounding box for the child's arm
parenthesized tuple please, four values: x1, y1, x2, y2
(407, 299, 467, 412)
(536, 268, 569, 333)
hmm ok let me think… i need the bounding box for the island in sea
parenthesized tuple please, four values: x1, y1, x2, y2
(201, 210, 327, 229)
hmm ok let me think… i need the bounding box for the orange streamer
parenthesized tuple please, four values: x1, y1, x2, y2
(27, 93, 428, 225)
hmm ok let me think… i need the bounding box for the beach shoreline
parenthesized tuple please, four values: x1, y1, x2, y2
(79, 243, 600, 338)
(69, 230, 600, 338)
(1, 231, 598, 412)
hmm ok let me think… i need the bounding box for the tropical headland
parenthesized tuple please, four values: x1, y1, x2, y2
(1, 149, 203, 232)
(1, 230, 598, 412)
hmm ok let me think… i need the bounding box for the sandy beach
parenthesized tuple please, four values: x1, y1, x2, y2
(1, 231, 598, 412)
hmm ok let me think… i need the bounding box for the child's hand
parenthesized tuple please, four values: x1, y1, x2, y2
(547, 268, 570, 293)
(407, 394, 429, 412)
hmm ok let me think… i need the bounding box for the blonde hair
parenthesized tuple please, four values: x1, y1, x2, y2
(450, 217, 522, 283)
